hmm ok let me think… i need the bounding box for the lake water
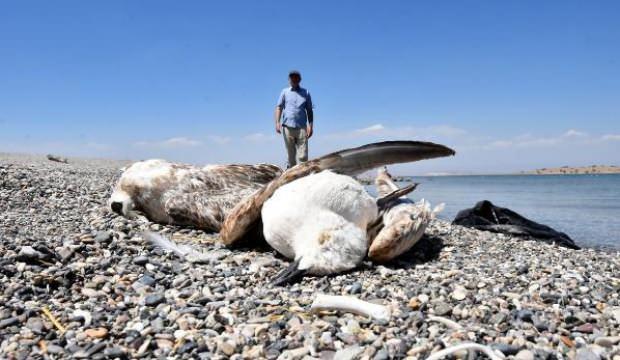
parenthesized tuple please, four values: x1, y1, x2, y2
(367, 174, 620, 250)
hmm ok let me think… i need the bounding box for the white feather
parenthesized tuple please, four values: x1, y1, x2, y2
(141, 231, 211, 263)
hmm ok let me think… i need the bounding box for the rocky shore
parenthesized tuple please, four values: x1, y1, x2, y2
(1, 154, 619, 360)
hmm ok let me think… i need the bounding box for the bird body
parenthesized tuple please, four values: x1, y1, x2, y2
(262, 171, 377, 276)
(109, 159, 281, 231)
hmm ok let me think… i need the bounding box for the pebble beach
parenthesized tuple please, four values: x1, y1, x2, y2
(1, 154, 620, 360)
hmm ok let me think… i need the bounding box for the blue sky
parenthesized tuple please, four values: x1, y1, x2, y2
(1, 1, 618, 174)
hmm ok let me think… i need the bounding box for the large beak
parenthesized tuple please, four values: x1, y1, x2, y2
(376, 183, 419, 210)
(271, 258, 306, 286)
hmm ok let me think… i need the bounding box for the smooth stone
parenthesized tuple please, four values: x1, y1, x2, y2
(515, 349, 535, 360)
(516, 310, 534, 322)
(574, 323, 595, 334)
(94, 231, 112, 243)
(451, 287, 467, 301)
(246, 345, 264, 358)
(81, 288, 99, 297)
(492, 343, 521, 356)
(138, 275, 156, 287)
(25, 317, 44, 333)
(46, 344, 65, 354)
(433, 302, 452, 316)
(0, 317, 19, 329)
(279, 347, 310, 359)
(576, 348, 601, 360)
(594, 336, 620, 348)
(57, 247, 74, 262)
(133, 256, 149, 266)
(491, 313, 507, 324)
(84, 327, 108, 339)
(178, 341, 196, 353)
(349, 282, 362, 294)
(385, 339, 405, 358)
(18, 246, 43, 260)
(334, 345, 365, 360)
(144, 293, 165, 306)
(218, 340, 236, 356)
(373, 349, 389, 360)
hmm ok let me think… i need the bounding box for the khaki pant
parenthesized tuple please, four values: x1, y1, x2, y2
(283, 126, 308, 168)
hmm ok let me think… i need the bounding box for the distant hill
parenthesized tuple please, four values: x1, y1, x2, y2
(522, 165, 620, 175)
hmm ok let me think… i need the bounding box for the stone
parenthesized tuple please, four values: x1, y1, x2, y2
(0, 317, 19, 329)
(18, 246, 43, 260)
(133, 255, 149, 266)
(408, 298, 420, 310)
(334, 345, 365, 360)
(576, 348, 601, 360)
(144, 293, 165, 306)
(279, 347, 310, 360)
(156, 338, 174, 350)
(516, 310, 534, 322)
(218, 340, 236, 356)
(514, 349, 535, 360)
(373, 349, 389, 360)
(594, 336, 620, 348)
(138, 275, 156, 287)
(84, 327, 108, 339)
(94, 231, 112, 243)
(451, 287, 467, 301)
(433, 302, 452, 316)
(46, 344, 65, 354)
(349, 282, 362, 294)
(492, 343, 521, 356)
(574, 323, 595, 334)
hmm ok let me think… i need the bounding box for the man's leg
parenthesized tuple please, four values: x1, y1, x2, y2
(283, 126, 298, 169)
(296, 127, 308, 164)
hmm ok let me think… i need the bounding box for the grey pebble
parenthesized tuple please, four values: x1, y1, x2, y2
(433, 302, 452, 316)
(0, 317, 19, 329)
(144, 293, 165, 306)
(576, 348, 601, 360)
(133, 255, 149, 265)
(349, 282, 362, 294)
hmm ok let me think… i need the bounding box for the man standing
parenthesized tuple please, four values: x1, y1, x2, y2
(275, 70, 314, 168)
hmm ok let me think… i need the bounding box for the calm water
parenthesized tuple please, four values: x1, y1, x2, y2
(367, 174, 620, 249)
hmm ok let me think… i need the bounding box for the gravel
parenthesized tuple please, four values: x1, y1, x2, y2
(1, 153, 620, 359)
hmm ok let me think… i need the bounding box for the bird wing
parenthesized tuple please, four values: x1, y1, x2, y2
(163, 190, 242, 232)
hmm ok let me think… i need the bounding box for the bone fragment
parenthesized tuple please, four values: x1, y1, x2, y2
(310, 294, 390, 321)
(427, 315, 463, 330)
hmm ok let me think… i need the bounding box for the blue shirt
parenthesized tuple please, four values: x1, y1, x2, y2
(277, 86, 313, 128)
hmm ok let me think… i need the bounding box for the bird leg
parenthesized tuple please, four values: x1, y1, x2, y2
(271, 258, 306, 286)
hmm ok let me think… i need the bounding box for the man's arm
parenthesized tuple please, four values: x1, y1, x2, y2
(274, 106, 282, 134)
(306, 91, 314, 138)
(306, 109, 314, 138)
(275, 91, 285, 134)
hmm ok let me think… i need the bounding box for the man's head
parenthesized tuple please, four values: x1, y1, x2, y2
(288, 70, 301, 87)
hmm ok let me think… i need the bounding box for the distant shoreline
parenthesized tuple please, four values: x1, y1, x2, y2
(520, 165, 620, 175)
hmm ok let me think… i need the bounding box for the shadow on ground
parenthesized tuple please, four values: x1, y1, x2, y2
(378, 235, 445, 270)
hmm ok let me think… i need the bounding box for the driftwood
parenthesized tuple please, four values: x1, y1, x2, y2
(46, 154, 68, 164)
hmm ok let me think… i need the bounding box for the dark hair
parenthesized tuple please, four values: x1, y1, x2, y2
(288, 70, 301, 78)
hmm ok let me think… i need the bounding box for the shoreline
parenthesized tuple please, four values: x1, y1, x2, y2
(1, 153, 620, 359)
